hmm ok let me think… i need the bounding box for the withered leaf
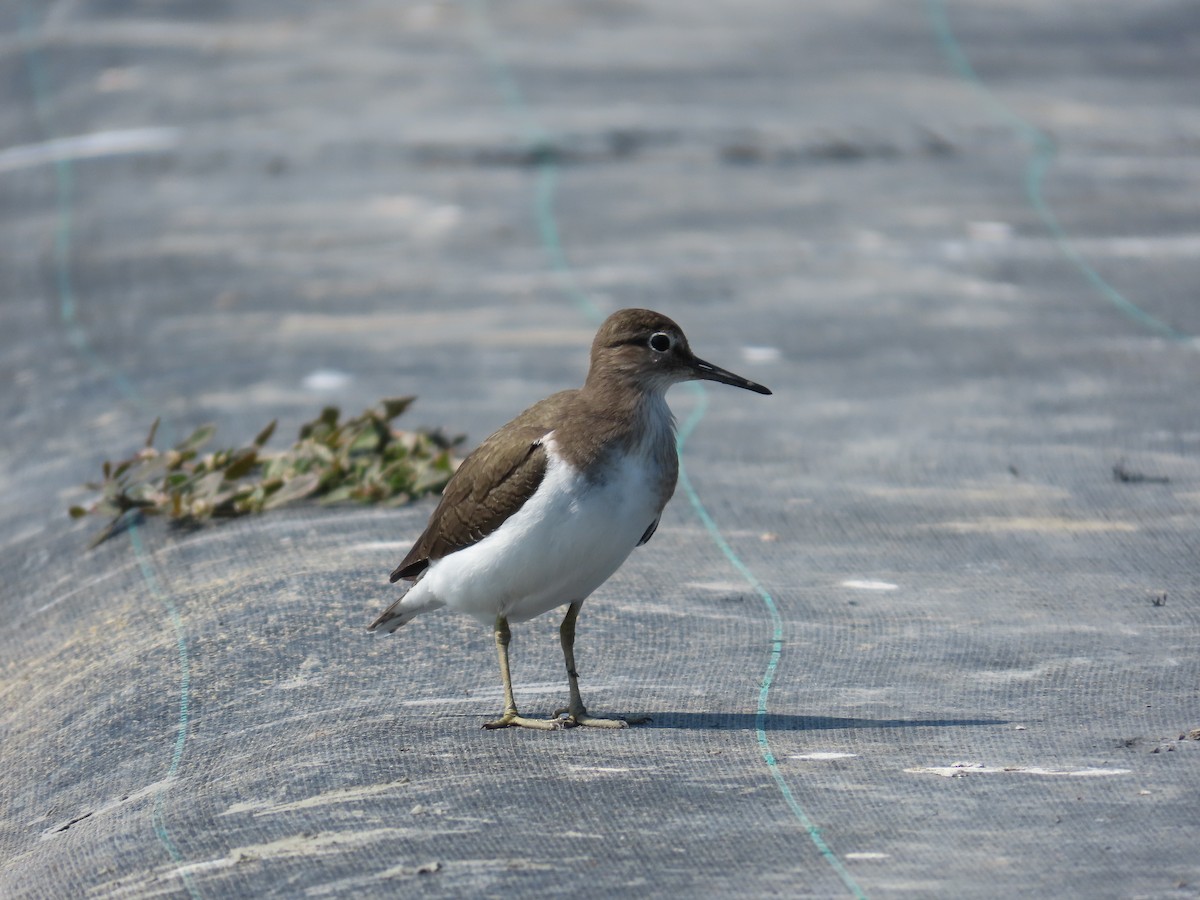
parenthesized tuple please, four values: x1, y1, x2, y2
(253, 419, 277, 447)
(381, 396, 416, 420)
(262, 473, 321, 510)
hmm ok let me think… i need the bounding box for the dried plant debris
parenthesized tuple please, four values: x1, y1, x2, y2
(1112, 461, 1169, 484)
(70, 397, 462, 548)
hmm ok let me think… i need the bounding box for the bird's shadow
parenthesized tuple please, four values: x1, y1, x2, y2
(636, 712, 1005, 731)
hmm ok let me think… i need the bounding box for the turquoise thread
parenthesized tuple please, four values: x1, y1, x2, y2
(924, 0, 1189, 343)
(131, 524, 199, 899)
(677, 388, 868, 900)
(535, 163, 606, 324)
(20, 10, 148, 399)
(468, 0, 603, 325)
(19, 8, 199, 895)
(468, 3, 867, 895)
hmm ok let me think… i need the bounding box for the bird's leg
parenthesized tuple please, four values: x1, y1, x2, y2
(553, 601, 635, 728)
(483, 615, 557, 730)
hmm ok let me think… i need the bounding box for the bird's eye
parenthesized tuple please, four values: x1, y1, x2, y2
(648, 332, 672, 352)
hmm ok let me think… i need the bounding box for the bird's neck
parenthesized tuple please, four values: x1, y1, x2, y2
(554, 378, 678, 476)
(579, 376, 674, 432)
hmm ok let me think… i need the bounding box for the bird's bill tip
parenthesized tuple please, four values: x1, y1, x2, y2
(689, 356, 772, 395)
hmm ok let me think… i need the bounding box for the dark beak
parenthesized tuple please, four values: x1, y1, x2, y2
(688, 355, 772, 395)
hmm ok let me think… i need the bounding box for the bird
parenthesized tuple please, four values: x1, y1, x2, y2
(368, 308, 772, 729)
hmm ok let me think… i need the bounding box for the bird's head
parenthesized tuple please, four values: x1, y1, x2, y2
(586, 308, 772, 397)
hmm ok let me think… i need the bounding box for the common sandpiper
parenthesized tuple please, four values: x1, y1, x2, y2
(369, 308, 772, 729)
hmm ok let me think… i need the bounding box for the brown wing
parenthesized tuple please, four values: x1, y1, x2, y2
(389, 423, 550, 582)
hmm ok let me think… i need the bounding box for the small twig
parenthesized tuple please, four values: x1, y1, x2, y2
(1112, 462, 1169, 484)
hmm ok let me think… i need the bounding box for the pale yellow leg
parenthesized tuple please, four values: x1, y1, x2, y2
(483, 615, 557, 730)
(554, 602, 638, 728)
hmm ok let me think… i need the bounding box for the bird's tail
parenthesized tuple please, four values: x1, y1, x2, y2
(368, 582, 443, 634)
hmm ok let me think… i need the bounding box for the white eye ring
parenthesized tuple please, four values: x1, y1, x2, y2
(648, 332, 672, 352)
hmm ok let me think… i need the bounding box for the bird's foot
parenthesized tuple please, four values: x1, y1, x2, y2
(482, 710, 560, 731)
(552, 704, 648, 729)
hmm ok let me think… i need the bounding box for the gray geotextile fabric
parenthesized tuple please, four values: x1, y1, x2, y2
(3, 0, 1200, 897)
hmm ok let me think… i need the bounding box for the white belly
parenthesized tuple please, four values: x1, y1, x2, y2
(419, 441, 664, 624)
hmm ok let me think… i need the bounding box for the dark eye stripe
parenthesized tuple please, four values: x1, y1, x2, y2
(607, 332, 675, 351)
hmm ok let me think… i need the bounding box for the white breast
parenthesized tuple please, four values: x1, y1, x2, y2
(419, 436, 665, 624)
